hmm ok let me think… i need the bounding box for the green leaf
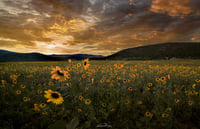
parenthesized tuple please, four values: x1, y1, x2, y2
(83, 121, 91, 129)
(66, 117, 79, 129)
(49, 120, 66, 129)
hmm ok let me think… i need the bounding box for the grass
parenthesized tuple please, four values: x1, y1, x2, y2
(0, 60, 200, 129)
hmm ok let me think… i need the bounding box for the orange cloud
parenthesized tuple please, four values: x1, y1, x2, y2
(49, 15, 93, 34)
(150, 0, 196, 17)
(131, 31, 159, 41)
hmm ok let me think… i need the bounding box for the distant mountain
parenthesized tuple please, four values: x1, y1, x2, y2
(105, 42, 200, 60)
(0, 50, 104, 62)
(51, 54, 104, 60)
(0, 50, 16, 54)
(0, 52, 61, 62)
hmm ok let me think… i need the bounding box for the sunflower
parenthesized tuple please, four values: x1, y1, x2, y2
(85, 99, 91, 105)
(101, 103, 107, 107)
(68, 59, 72, 63)
(44, 90, 64, 105)
(77, 108, 82, 112)
(100, 79, 104, 83)
(20, 85, 26, 89)
(145, 87, 150, 91)
(192, 84, 196, 89)
(161, 77, 166, 81)
(16, 90, 21, 95)
(125, 99, 130, 105)
(110, 108, 115, 112)
(40, 103, 47, 108)
(161, 90, 166, 94)
(117, 76, 121, 80)
(23, 97, 30, 102)
(83, 58, 90, 70)
(66, 67, 71, 71)
(167, 74, 170, 80)
(145, 112, 152, 118)
(166, 107, 172, 114)
(147, 83, 153, 87)
(48, 81, 54, 85)
(174, 98, 180, 103)
(185, 91, 189, 95)
(37, 90, 42, 94)
(137, 101, 143, 105)
(114, 64, 118, 68)
(51, 66, 70, 81)
(85, 87, 89, 90)
(155, 78, 160, 82)
(13, 79, 17, 84)
(128, 87, 132, 91)
(42, 111, 48, 115)
(195, 79, 200, 83)
(188, 101, 194, 106)
(118, 64, 124, 69)
(79, 96, 84, 101)
(82, 74, 86, 78)
(162, 113, 169, 118)
(77, 63, 81, 67)
(34, 104, 40, 111)
(123, 79, 128, 83)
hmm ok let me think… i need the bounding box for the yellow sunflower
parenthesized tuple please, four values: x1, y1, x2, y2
(188, 101, 194, 106)
(20, 84, 26, 89)
(79, 96, 84, 101)
(155, 78, 160, 82)
(137, 101, 143, 105)
(51, 66, 70, 81)
(101, 103, 107, 107)
(40, 103, 47, 108)
(128, 87, 132, 91)
(44, 90, 64, 105)
(66, 67, 71, 71)
(174, 98, 180, 103)
(68, 59, 72, 63)
(161, 77, 166, 81)
(42, 111, 48, 115)
(147, 83, 153, 87)
(145, 112, 153, 118)
(77, 108, 82, 112)
(162, 113, 169, 118)
(195, 79, 200, 83)
(34, 104, 40, 111)
(23, 97, 30, 102)
(83, 58, 90, 70)
(85, 99, 91, 105)
(123, 79, 128, 83)
(16, 90, 21, 95)
(125, 99, 130, 105)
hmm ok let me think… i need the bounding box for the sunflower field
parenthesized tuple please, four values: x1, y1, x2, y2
(0, 60, 200, 129)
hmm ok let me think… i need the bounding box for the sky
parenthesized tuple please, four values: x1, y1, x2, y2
(0, 0, 200, 56)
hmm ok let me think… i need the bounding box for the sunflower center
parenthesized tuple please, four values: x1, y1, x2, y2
(51, 93, 59, 99)
(84, 61, 87, 65)
(57, 70, 64, 76)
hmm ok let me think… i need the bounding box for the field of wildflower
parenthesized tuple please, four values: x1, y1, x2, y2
(0, 60, 200, 129)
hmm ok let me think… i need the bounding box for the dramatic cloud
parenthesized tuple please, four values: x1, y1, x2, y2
(0, 0, 200, 55)
(150, 0, 200, 17)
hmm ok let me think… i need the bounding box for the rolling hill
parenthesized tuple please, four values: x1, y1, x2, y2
(105, 42, 200, 60)
(0, 50, 103, 62)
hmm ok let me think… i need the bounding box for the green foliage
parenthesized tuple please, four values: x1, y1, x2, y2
(49, 120, 66, 129)
(66, 117, 79, 129)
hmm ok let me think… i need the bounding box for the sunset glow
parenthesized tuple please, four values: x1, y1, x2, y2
(0, 0, 200, 55)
